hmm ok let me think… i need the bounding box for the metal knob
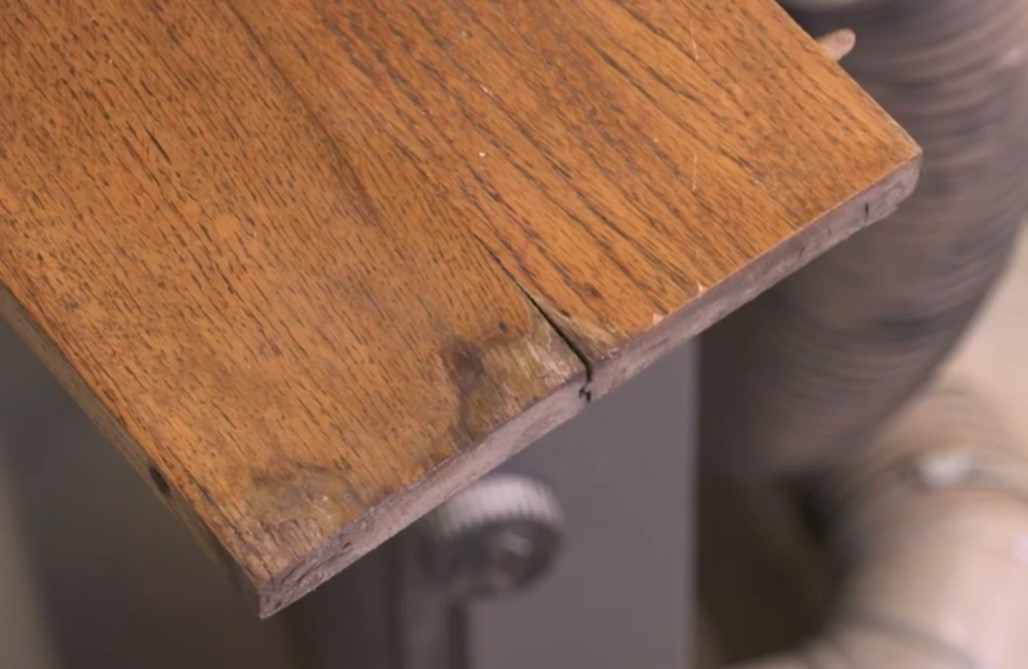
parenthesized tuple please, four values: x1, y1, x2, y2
(422, 474, 564, 600)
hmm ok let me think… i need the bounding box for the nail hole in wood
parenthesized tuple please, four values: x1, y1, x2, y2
(148, 466, 171, 496)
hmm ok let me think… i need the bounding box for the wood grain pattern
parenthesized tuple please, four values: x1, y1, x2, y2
(232, 0, 920, 394)
(0, 0, 919, 615)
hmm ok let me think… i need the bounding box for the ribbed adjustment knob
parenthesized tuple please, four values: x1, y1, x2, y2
(422, 474, 564, 599)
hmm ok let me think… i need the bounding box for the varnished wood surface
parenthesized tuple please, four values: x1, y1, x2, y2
(0, 0, 919, 614)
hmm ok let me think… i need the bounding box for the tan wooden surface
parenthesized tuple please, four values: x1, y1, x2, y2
(0, 0, 919, 615)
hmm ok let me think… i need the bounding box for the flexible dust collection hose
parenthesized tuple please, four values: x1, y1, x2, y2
(701, 0, 1028, 666)
(701, 0, 1028, 477)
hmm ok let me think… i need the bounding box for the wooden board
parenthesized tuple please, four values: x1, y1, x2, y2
(0, 0, 919, 615)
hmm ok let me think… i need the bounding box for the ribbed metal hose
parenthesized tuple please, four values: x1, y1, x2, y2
(701, 0, 1028, 476)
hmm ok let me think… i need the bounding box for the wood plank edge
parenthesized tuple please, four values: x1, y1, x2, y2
(0, 272, 591, 617)
(0, 281, 260, 599)
(256, 372, 587, 617)
(589, 149, 924, 400)
(0, 146, 919, 616)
